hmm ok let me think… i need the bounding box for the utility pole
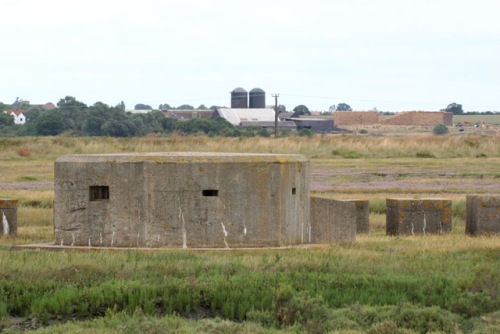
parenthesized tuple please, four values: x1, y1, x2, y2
(272, 94, 279, 138)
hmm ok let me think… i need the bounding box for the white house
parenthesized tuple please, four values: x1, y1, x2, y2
(3, 110, 26, 125)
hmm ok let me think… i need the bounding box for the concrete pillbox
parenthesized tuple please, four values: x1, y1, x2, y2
(54, 152, 310, 248)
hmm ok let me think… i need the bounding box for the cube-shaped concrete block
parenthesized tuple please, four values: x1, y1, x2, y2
(354, 200, 370, 234)
(466, 195, 500, 236)
(310, 197, 356, 243)
(0, 199, 18, 237)
(386, 198, 452, 236)
(54, 153, 310, 248)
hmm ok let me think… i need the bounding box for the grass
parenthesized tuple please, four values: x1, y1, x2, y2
(1, 135, 500, 333)
(454, 114, 500, 125)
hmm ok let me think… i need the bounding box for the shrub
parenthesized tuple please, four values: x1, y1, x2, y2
(359, 129, 369, 134)
(298, 128, 315, 137)
(257, 128, 271, 137)
(18, 147, 30, 157)
(416, 151, 435, 158)
(452, 201, 466, 221)
(273, 285, 333, 333)
(332, 148, 362, 159)
(433, 124, 449, 135)
(369, 199, 386, 214)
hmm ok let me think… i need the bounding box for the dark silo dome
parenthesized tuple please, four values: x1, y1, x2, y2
(232, 87, 247, 94)
(231, 87, 248, 108)
(249, 87, 266, 109)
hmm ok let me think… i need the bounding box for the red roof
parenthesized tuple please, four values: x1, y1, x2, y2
(3, 110, 25, 116)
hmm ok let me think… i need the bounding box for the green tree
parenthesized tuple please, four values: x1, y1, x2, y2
(25, 106, 45, 122)
(336, 103, 352, 111)
(134, 111, 164, 134)
(196, 104, 208, 110)
(292, 105, 310, 117)
(0, 112, 14, 129)
(116, 101, 126, 111)
(57, 96, 87, 110)
(57, 96, 88, 133)
(161, 117, 179, 132)
(278, 105, 287, 113)
(82, 116, 104, 136)
(443, 102, 463, 115)
(178, 118, 235, 136)
(101, 119, 136, 137)
(35, 113, 64, 136)
(0, 102, 9, 112)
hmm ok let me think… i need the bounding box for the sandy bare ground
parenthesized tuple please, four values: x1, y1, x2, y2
(0, 182, 53, 190)
(310, 169, 500, 193)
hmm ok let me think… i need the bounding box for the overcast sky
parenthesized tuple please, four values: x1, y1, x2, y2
(2, 0, 499, 112)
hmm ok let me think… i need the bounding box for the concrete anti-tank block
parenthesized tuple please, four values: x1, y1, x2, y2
(466, 195, 500, 236)
(354, 200, 370, 234)
(0, 199, 18, 237)
(54, 153, 310, 248)
(310, 197, 357, 243)
(386, 198, 452, 236)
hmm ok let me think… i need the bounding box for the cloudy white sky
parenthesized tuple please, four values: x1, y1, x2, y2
(2, 0, 499, 112)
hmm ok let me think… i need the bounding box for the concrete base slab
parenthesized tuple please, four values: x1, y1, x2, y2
(10, 242, 327, 252)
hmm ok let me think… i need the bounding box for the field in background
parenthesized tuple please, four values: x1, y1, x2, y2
(454, 114, 500, 125)
(1, 134, 500, 333)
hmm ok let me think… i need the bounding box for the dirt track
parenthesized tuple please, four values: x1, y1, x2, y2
(0, 182, 53, 190)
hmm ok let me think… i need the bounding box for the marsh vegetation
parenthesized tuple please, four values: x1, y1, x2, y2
(1, 134, 500, 333)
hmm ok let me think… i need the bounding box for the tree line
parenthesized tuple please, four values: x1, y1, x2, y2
(0, 96, 315, 138)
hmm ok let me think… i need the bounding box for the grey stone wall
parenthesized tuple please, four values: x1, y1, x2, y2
(466, 195, 500, 235)
(354, 200, 370, 234)
(310, 197, 356, 243)
(386, 198, 452, 236)
(0, 199, 18, 237)
(54, 153, 310, 248)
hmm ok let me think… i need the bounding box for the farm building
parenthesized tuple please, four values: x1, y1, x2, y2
(214, 107, 276, 126)
(162, 109, 215, 120)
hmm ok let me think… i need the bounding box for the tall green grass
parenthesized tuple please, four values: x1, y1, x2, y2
(1, 240, 499, 332)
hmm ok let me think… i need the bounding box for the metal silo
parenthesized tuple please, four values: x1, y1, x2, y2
(231, 87, 248, 108)
(249, 88, 266, 108)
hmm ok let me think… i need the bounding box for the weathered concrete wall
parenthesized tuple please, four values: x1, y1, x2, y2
(54, 153, 310, 248)
(0, 199, 18, 237)
(380, 112, 453, 126)
(466, 195, 500, 235)
(354, 200, 370, 234)
(334, 111, 378, 126)
(386, 198, 452, 236)
(310, 197, 356, 243)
